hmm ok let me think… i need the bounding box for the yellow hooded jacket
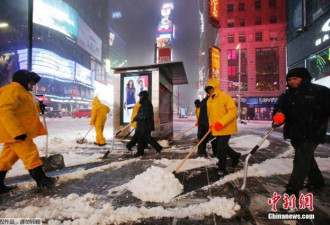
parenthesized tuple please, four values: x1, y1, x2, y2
(130, 102, 141, 128)
(206, 78, 237, 136)
(0, 82, 47, 143)
(90, 97, 110, 126)
(195, 107, 200, 123)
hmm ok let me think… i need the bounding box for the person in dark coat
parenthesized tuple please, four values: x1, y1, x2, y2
(196, 95, 217, 157)
(273, 67, 330, 197)
(133, 91, 162, 157)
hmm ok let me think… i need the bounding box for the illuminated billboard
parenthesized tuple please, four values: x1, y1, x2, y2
(77, 17, 102, 61)
(33, 0, 78, 39)
(120, 73, 151, 124)
(158, 3, 174, 33)
(17, 48, 75, 80)
(208, 0, 220, 28)
(209, 46, 220, 79)
(157, 35, 171, 48)
(75, 63, 92, 86)
(158, 48, 171, 63)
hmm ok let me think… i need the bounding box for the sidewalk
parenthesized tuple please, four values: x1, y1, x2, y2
(1, 121, 329, 224)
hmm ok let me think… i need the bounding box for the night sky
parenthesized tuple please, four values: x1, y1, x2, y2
(109, 0, 200, 111)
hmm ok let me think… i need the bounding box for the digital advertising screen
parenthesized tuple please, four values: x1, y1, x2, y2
(120, 72, 151, 124)
(17, 48, 75, 80)
(210, 46, 220, 79)
(33, 0, 78, 40)
(75, 63, 92, 86)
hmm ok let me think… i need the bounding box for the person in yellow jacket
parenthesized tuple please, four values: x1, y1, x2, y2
(194, 99, 200, 126)
(125, 102, 140, 151)
(90, 96, 110, 146)
(205, 77, 241, 176)
(0, 70, 57, 194)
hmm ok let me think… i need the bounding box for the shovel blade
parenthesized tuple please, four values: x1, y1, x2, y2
(40, 154, 65, 172)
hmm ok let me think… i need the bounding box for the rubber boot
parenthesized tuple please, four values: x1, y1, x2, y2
(28, 166, 58, 189)
(0, 171, 17, 194)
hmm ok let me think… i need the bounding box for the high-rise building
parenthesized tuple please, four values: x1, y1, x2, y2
(218, 0, 287, 121)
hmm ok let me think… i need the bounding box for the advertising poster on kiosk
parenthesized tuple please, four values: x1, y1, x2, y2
(120, 72, 151, 124)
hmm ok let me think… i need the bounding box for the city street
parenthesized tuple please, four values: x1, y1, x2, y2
(0, 116, 329, 224)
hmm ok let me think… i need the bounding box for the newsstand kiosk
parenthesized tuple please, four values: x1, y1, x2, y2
(112, 61, 187, 139)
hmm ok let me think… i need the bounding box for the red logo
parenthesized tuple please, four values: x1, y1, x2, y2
(267, 192, 314, 212)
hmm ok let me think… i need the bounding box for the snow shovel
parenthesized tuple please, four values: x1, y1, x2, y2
(170, 125, 196, 142)
(121, 128, 135, 142)
(217, 127, 275, 209)
(76, 126, 94, 144)
(101, 122, 132, 159)
(173, 130, 211, 175)
(39, 109, 65, 172)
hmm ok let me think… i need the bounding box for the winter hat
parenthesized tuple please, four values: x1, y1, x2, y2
(12, 70, 41, 90)
(194, 99, 200, 107)
(286, 67, 312, 82)
(138, 90, 149, 97)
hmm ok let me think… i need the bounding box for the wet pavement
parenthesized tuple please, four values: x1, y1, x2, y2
(1, 119, 330, 224)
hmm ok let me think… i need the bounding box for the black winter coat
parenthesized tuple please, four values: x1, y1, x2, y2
(273, 83, 330, 143)
(135, 100, 155, 132)
(198, 96, 209, 127)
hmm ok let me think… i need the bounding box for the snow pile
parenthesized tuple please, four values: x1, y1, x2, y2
(0, 193, 240, 224)
(158, 139, 169, 147)
(229, 135, 270, 151)
(127, 166, 183, 203)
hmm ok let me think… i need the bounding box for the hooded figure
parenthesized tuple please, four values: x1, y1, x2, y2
(205, 77, 241, 176)
(0, 70, 57, 194)
(90, 96, 110, 146)
(132, 91, 162, 157)
(273, 67, 330, 198)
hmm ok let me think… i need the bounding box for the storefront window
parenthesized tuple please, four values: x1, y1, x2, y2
(307, 47, 330, 89)
(256, 47, 279, 91)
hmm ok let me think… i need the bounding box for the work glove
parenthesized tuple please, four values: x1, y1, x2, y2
(15, 134, 27, 141)
(213, 121, 224, 131)
(195, 123, 198, 126)
(272, 113, 285, 127)
(39, 102, 46, 114)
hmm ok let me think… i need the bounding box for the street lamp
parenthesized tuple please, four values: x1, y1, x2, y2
(236, 43, 242, 122)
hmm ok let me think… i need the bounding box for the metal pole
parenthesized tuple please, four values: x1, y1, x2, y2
(237, 44, 241, 122)
(27, 0, 33, 71)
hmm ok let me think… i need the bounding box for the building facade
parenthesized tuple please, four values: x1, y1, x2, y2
(0, 0, 112, 115)
(218, 0, 287, 120)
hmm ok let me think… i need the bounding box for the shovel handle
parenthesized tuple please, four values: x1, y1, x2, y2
(41, 113, 49, 158)
(82, 126, 94, 141)
(171, 125, 196, 141)
(173, 130, 211, 173)
(115, 123, 132, 136)
(250, 127, 275, 155)
(121, 128, 135, 141)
